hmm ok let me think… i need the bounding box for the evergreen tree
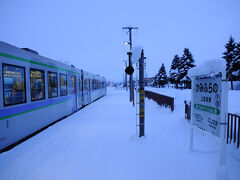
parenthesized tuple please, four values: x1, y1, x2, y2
(223, 36, 236, 79)
(232, 42, 240, 80)
(178, 48, 195, 82)
(156, 63, 168, 87)
(169, 54, 180, 86)
(223, 36, 237, 89)
(153, 75, 158, 86)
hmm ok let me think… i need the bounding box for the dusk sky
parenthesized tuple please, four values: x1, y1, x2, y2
(1, 0, 240, 81)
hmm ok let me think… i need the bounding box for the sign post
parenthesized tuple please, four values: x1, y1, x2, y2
(190, 70, 228, 180)
(191, 74, 224, 137)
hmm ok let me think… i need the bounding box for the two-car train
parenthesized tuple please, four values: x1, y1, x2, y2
(0, 41, 106, 152)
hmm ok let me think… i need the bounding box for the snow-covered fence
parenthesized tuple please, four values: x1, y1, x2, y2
(145, 91, 174, 111)
(184, 101, 240, 149)
(227, 113, 240, 148)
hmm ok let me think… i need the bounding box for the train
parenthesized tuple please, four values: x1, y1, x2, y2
(0, 41, 106, 152)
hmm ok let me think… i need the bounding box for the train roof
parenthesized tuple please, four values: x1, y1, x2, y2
(0, 41, 105, 80)
(0, 41, 69, 68)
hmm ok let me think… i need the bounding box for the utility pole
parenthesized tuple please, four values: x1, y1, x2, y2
(127, 52, 132, 101)
(123, 60, 128, 91)
(122, 26, 138, 103)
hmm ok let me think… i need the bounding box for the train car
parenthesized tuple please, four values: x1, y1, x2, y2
(0, 41, 106, 151)
(91, 73, 106, 102)
(81, 70, 106, 105)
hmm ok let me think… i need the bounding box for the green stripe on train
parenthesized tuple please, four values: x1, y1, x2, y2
(0, 52, 80, 74)
(0, 100, 69, 120)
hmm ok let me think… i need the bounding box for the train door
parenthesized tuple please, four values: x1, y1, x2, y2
(71, 76, 77, 112)
(88, 78, 91, 103)
(78, 76, 82, 107)
(85, 78, 89, 104)
(81, 74, 85, 105)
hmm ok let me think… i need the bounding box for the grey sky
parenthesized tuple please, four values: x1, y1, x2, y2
(1, 0, 240, 81)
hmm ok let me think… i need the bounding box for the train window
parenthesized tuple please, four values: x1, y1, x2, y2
(60, 74, 67, 96)
(2, 64, 26, 106)
(78, 76, 81, 91)
(92, 79, 95, 90)
(30, 69, 45, 101)
(71, 76, 76, 94)
(97, 80, 99, 89)
(84, 79, 88, 91)
(48, 72, 58, 98)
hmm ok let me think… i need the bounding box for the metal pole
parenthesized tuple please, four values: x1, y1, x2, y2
(127, 52, 133, 101)
(129, 29, 134, 105)
(139, 50, 145, 137)
(124, 61, 128, 91)
(189, 79, 195, 151)
(216, 78, 229, 180)
(129, 28, 132, 50)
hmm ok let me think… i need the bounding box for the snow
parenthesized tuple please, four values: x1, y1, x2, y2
(232, 70, 240, 77)
(188, 59, 226, 79)
(146, 86, 240, 115)
(0, 87, 239, 180)
(131, 46, 143, 64)
(228, 81, 240, 90)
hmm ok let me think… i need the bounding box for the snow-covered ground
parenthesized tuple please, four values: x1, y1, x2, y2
(0, 87, 239, 180)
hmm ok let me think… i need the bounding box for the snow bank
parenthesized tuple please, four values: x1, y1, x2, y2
(228, 81, 240, 90)
(188, 59, 226, 79)
(1, 87, 239, 180)
(146, 86, 240, 114)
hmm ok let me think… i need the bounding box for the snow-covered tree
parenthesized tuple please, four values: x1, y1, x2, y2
(223, 36, 237, 89)
(169, 54, 180, 86)
(153, 75, 158, 87)
(178, 48, 195, 82)
(156, 63, 168, 88)
(232, 42, 240, 80)
(223, 36, 236, 80)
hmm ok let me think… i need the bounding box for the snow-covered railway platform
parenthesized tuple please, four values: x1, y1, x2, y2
(0, 88, 239, 180)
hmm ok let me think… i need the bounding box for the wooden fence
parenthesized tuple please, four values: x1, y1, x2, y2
(145, 91, 174, 111)
(184, 101, 240, 149)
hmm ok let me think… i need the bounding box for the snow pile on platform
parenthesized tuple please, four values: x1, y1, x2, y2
(131, 46, 143, 64)
(0, 87, 239, 180)
(188, 59, 226, 79)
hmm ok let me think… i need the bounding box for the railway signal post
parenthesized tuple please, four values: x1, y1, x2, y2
(122, 26, 138, 104)
(139, 50, 145, 137)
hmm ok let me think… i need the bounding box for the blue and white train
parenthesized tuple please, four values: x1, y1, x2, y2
(0, 41, 106, 152)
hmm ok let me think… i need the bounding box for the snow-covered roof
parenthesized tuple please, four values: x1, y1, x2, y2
(188, 59, 226, 79)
